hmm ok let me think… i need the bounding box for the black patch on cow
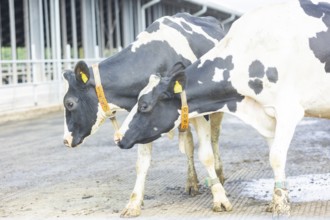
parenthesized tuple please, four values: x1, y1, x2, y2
(145, 21, 160, 33)
(300, 0, 330, 73)
(249, 60, 265, 78)
(248, 79, 263, 95)
(203, 115, 209, 121)
(162, 13, 225, 58)
(188, 55, 244, 113)
(266, 67, 278, 83)
(247, 60, 278, 95)
(99, 40, 192, 112)
(178, 13, 224, 41)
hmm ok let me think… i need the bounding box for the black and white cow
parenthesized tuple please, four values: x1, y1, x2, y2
(115, 0, 330, 216)
(62, 13, 227, 217)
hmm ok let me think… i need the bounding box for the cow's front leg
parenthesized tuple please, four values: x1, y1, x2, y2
(210, 113, 225, 184)
(182, 127, 199, 196)
(121, 143, 152, 218)
(266, 104, 304, 217)
(192, 117, 232, 212)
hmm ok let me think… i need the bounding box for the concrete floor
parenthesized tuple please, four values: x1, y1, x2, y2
(1, 111, 330, 219)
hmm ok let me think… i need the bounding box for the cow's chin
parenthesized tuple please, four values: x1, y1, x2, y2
(68, 136, 85, 148)
(117, 133, 161, 150)
(117, 138, 135, 149)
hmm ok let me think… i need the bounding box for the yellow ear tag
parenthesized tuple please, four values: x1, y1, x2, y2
(80, 71, 88, 83)
(174, 80, 183, 93)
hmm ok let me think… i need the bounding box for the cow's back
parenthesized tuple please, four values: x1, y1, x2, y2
(207, 0, 330, 117)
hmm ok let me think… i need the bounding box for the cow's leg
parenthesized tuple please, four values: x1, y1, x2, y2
(191, 117, 232, 212)
(182, 125, 199, 196)
(266, 103, 304, 217)
(210, 112, 225, 184)
(121, 143, 152, 218)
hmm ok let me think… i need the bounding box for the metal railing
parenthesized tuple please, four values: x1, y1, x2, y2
(0, 51, 104, 113)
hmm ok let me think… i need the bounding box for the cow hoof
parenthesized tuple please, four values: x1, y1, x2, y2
(120, 207, 141, 218)
(266, 188, 290, 217)
(185, 178, 200, 196)
(265, 201, 274, 212)
(212, 200, 233, 212)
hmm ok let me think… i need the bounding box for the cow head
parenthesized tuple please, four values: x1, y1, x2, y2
(63, 61, 106, 147)
(114, 62, 186, 149)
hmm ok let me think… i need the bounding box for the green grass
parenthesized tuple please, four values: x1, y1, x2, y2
(1, 47, 28, 60)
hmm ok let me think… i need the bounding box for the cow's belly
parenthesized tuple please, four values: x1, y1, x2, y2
(305, 109, 330, 119)
(304, 99, 330, 119)
(300, 77, 330, 119)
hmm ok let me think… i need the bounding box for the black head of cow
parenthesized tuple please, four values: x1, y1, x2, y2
(63, 61, 102, 147)
(115, 62, 186, 149)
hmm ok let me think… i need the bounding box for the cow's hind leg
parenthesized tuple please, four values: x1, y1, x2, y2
(191, 117, 232, 212)
(210, 112, 225, 184)
(266, 103, 304, 217)
(121, 143, 152, 218)
(182, 127, 200, 196)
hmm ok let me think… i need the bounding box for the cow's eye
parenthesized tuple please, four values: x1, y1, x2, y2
(159, 92, 171, 100)
(138, 101, 150, 112)
(66, 101, 75, 110)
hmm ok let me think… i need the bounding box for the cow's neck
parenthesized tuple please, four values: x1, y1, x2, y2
(95, 46, 160, 111)
(95, 44, 192, 112)
(95, 47, 145, 111)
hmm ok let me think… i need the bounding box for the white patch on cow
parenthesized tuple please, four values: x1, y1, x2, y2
(177, 18, 218, 44)
(263, 105, 276, 118)
(91, 104, 108, 135)
(63, 121, 73, 147)
(311, 0, 322, 5)
(124, 143, 152, 210)
(139, 74, 161, 98)
(153, 127, 158, 131)
(242, 173, 330, 202)
(116, 105, 138, 140)
(91, 101, 122, 136)
(131, 18, 197, 62)
(197, 80, 203, 84)
(212, 67, 225, 82)
(63, 79, 73, 147)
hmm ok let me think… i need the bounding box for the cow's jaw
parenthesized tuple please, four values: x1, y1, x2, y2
(114, 104, 137, 146)
(63, 116, 74, 147)
(90, 104, 108, 135)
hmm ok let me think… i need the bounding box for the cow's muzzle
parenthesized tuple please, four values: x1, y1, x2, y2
(63, 132, 81, 148)
(63, 139, 70, 147)
(114, 131, 123, 145)
(114, 131, 134, 149)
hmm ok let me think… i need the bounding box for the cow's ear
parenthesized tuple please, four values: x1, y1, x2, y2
(166, 62, 185, 77)
(167, 64, 186, 94)
(74, 61, 90, 84)
(62, 71, 71, 81)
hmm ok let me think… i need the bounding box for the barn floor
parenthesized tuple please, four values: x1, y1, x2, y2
(1, 110, 330, 219)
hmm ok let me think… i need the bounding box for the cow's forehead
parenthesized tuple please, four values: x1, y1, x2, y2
(138, 75, 161, 99)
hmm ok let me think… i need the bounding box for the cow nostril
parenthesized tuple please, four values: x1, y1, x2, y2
(63, 139, 69, 146)
(114, 131, 123, 144)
